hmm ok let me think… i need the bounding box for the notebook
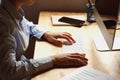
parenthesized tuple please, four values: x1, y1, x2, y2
(61, 66, 119, 80)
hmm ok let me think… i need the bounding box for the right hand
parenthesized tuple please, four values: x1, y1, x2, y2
(50, 53, 88, 68)
(43, 32, 76, 47)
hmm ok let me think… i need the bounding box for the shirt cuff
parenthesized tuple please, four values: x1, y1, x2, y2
(30, 57, 53, 73)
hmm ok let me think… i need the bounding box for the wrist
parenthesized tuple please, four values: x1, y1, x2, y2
(41, 31, 50, 40)
(50, 56, 57, 68)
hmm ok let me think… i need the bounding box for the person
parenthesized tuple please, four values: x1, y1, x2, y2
(0, 0, 88, 80)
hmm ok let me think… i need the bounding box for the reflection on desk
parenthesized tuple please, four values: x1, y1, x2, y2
(32, 11, 120, 80)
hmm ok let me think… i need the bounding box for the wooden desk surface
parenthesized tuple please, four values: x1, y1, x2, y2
(32, 11, 120, 80)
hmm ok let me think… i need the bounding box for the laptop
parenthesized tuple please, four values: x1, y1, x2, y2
(91, 0, 120, 51)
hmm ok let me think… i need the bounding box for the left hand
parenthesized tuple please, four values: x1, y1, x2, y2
(51, 53, 88, 68)
(43, 31, 76, 47)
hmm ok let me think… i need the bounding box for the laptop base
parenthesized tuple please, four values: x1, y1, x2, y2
(93, 35, 120, 52)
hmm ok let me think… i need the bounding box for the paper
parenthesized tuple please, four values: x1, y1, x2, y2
(61, 67, 119, 80)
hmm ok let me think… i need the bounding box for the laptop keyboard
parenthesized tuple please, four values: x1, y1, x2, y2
(62, 33, 85, 53)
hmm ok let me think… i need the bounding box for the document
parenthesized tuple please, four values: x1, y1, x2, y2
(61, 67, 119, 80)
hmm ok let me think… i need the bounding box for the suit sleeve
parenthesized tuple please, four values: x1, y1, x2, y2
(0, 16, 53, 80)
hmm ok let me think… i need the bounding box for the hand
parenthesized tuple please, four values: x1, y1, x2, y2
(51, 53, 88, 68)
(43, 32, 76, 47)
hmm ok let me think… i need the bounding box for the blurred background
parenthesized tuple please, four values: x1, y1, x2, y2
(22, 0, 119, 24)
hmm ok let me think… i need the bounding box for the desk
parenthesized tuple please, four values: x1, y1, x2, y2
(32, 11, 120, 80)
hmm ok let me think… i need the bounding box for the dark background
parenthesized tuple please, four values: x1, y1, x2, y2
(23, 0, 119, 24)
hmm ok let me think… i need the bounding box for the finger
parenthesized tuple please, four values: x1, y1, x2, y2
(69, 58, 88, 67)
(80, 59, 88, 66)
(67, 54, 88, 61)
(72, 56, 88, 61)
(75, 58, 88, 66)
(56, 32, 76, 43)
(68, 54, 88, 61)
(70, 53, 86, 56)
(62, 33, 76, 43)
(69, 53, 86, 57)
(62, 32, 72, 36)
(58, 34, 75, 45)
(69, 53, 86, 58)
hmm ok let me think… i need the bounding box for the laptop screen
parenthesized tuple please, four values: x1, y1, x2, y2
(90, 0, 120, 51)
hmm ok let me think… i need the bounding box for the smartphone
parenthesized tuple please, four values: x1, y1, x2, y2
(58, 17, 85, 27)
(103, 20, 116, 29)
